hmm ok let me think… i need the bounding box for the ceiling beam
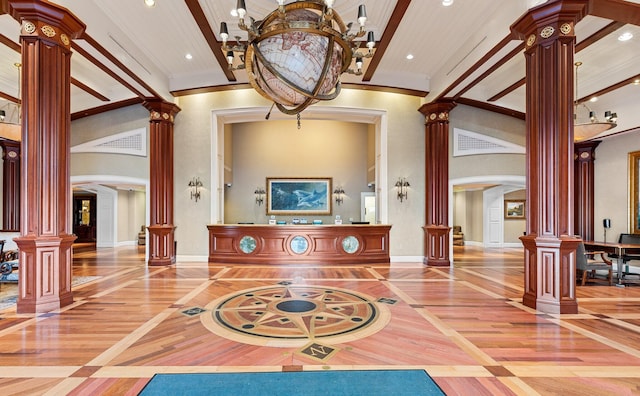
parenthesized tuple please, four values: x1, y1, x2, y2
(588, 0, 640, 26)
(185, 0, 237, 82)
(362, 0, 412, 82)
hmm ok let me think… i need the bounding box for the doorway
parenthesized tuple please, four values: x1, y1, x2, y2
(73, 193, 97, 242)
(361, 192, 376, 224)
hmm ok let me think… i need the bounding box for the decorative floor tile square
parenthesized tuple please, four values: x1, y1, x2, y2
(297, 342, 339, 362)
(181, 307, 207, 317)
(377, 297, 398, 305)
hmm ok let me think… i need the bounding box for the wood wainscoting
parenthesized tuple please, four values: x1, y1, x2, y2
(208, 224, 391, 264)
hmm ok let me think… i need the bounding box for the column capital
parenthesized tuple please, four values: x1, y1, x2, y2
(8, 0, 85, 50)
(143, 99, 181, 123)
(418, 100, 456, 125)
(511, 0, 587, 49)
(574, 140, 600, 162)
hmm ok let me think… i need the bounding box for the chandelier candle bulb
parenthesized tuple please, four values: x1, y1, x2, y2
(358, 5, 367, 26)
(236, 0, 246, 19)
(220, 22, 229, 42)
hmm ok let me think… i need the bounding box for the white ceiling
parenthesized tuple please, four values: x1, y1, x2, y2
(0, 0, 639, 140)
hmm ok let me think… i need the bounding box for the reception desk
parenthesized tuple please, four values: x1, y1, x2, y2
(208, 224, 391, 264)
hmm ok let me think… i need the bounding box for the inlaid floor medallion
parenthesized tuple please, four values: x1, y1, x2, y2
(201, 284, 391, 347)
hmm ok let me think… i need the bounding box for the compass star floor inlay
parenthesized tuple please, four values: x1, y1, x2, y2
(201, 283, 391, 347)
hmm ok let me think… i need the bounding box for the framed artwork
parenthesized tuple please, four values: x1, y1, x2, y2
(267, 177, 332, 215)
(630, 151, 640, 234)
(504, 199, 525, 219)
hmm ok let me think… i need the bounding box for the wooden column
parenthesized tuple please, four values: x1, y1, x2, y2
(143, 99, 180, 266)
(511, 0, 587, 314)
(574, 141, 600, 241)
(1, 140, 20, 231)
(8, 1, 85, 313)
(418, 101, 456, 267)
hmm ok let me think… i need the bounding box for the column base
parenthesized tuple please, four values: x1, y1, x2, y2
(423, 225, 451, 267)
(520, 235, 580, 314)
(147, 224, 176, 266)
(14, 234, 77, 313)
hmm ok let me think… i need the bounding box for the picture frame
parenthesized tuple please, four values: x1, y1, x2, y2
(630, 151, 640, 234)
(267, 177, 332, 215)
(504, 199, 525, 219)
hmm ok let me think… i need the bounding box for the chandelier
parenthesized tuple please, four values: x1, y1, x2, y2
(573, 62, 617, 142)
(220, 0, 374, 118)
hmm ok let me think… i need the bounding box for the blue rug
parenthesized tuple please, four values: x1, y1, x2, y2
(138, 370, 444, 396)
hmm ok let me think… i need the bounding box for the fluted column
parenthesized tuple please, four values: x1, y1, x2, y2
(574, 141, 600, 241)
(143, 99, 180, 266)
(1, 140, 20, 231)
(511, 0, 587, 314)
(418, 101, 456, 266)
(7, 1, 85, 313)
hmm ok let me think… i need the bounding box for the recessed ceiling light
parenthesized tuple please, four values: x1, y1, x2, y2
(442, 0, 454, 6)
(634, 79, 640, 85)
(618, 32, 633, 41)
(406, 54, 414, 60)
(144, 0, 155, 7)
(590, 97, 598, 102)
(185, 53, 193, 60)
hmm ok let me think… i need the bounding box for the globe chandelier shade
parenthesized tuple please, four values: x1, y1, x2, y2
(221, 0, 374, 116)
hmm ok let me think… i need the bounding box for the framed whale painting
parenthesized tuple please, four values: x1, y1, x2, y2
(267, 177, 332, 215)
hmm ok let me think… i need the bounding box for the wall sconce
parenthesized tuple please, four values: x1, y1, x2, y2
(255, 187, 266, 206)
(395, 177, 410, 202)
(603, 218, 611, 243)
(188, 177, 203, 202)
(333, 186, 345, 205)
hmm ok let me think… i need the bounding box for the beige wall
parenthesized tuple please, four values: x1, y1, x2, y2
(594, 132, 640, 242)
(225, 120, 368, 224)
(70, 105, 149, 179)
(62, 89, 639, 258)
(174, 89, 426, 257)
(449, 104, 526, 179)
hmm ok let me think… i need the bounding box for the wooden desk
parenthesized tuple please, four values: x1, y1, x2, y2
(208, 224, 391, 265)
(583, 241, 640, 285)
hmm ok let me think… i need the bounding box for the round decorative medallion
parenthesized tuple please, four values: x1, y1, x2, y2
(151, 111, 161, 119)
(41, 25, 56, 38)
(580, 152, 590, 159)
(7, 151, 17, 159)
(438, 112, 446, 120)
(290, 236, 309, 254)
(201, 284, 391, 347)
(239, 236, 257, 254)
(162, 113, 169, 120)
(526, 34, 536, 46)
(560, 23, 572, 35)
(22, 21, 36, 34)
(342, 236, 359, 254)
(60, 34, 70, 46)
(540, 26, 555, 39)
(429, 113, 436, 120)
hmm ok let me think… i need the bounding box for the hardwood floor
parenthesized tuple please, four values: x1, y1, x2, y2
(1, 244, 640, 395)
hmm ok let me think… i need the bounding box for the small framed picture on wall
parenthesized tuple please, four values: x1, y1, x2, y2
(504, 199, 525, 219)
